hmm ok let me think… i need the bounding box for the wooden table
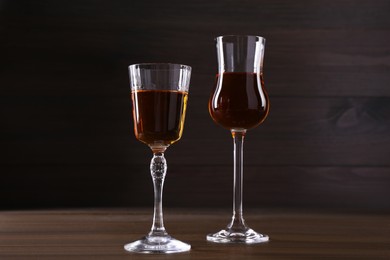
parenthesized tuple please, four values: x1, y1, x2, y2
(0, 209, 389, 259)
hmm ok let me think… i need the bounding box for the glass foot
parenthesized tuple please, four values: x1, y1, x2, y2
(124, 235, 191, 254)
(207, 228, 269, 244)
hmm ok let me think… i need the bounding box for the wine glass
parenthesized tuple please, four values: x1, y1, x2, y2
(207, 35, 270, 243)
(124, 63, 191, 253)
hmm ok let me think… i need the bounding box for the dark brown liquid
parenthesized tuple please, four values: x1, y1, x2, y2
(131, 90, 188, 146)
(209, 72, 269, 130)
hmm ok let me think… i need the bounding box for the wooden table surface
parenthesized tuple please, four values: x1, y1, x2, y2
(0, 208, 388, 259)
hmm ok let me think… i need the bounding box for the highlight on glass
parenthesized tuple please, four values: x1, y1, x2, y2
(207, 35, 270, 243)
(124, 63, 191, 253)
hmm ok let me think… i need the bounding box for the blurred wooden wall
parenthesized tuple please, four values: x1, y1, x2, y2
(1, 0, 390, 211)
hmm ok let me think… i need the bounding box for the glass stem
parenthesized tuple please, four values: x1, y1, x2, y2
(148, 152, 168, 237)
(229, 130, 247, 231)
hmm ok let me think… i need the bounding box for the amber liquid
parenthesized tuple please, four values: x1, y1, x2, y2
(131, 90, 188, 146)
(209, 72, 269, 130)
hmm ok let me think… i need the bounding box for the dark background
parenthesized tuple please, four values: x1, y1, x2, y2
(1, 0, 390, 211)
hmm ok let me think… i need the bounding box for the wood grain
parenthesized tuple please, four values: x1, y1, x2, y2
(0, 209, 389, 259)
(1, 0, 390, 210)
(2, 97, 390, 166)
(1, 165, 389, 210)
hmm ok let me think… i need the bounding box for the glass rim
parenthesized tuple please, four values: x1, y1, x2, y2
(215, 35, 266, 42)
(128, 63, 191, 71)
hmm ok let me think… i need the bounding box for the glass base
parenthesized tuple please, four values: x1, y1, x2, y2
(124, 235, 191, 254)
(207, 228, 269, 244)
